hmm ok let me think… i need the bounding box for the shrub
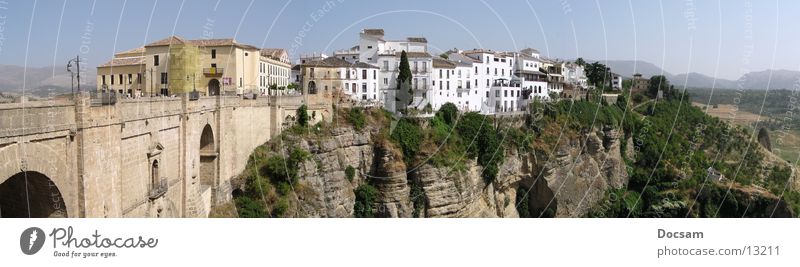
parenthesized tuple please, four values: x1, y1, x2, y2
(297, 104, 309, 127)
(437, 102, 459, 126)
(236, 196, 266, 218)
(272, 198, 289, 217)
(354, 183, 379, 218)
(345, 165, 356, 182)
(348, 108, 366, 130)
(390, 118, 422, 161)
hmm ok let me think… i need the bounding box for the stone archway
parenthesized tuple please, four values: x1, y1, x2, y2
(0, 171, 67, 218)
(208, 79, 221, 96)
(199, 124, 217, 189)
(307, 81, 317, 95)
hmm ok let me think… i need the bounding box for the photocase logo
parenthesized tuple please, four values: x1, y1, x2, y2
(20, 227, 46, 255)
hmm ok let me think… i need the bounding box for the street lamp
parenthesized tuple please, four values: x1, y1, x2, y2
(66, 55, 81, 97)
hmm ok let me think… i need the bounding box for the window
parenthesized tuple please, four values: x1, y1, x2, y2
(154, 55, 159, 66)
(160, 72, 168, 84)
(475, 66, 478, 74)
(239, 77, 243, 87)
(137, 73, 142, 83)
(367, 45, 373, 49)
(383, 78, 388, 85)
(446, 81, 450, 90)
(458, 80, 462, 88)
(373, 70, 376, 79)
(212, 63, 217, 68)
(486, 67, 489, 74)
(362, 69, 367, 79)
(439, 69, 442, 79)
(119, 74, 123, 85)
(102, 75, 106, 85)
(383, 61, 389, 70)
(495, 90, 500, 97)
(422, 62, 427, 72)
(211, 49, 216, 59)
(362, 83, 367, 93)
(111, 75, 114, 85)
(128, 74, 133, 84)
(422, 78, 427, 89)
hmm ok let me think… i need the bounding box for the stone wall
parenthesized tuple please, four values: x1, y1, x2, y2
(0, 92, 288, 218)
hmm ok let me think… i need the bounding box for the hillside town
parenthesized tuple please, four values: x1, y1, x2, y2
(95, 28, 654, 116)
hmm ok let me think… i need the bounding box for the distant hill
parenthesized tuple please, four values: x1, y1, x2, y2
(0, 64, 96, 96)
(588, 60, 798, 90)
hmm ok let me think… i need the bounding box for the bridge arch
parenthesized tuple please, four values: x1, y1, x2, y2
(199, 124, 217, 188)
(0, 171, 67, 218)
(0, 142, 76, 218)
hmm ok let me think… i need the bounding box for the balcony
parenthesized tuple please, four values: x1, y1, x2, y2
(148, 179, 168, 200)
(203, 67, 224, 77)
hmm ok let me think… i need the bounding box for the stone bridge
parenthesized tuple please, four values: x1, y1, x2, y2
(0, 93, 329, 218)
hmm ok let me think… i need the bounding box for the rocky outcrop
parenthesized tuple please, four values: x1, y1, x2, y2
(370, 141, 413, 217)
(274, 124, 628, 218)
(530, 128, 628, 217)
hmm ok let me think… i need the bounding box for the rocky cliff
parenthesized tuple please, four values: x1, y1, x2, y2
(242, 122, 629, 218)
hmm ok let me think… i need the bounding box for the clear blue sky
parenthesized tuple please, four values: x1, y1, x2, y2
(0, 0, 797, 80)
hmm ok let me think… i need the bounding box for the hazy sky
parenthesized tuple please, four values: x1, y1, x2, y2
(0, 0, 797, 80)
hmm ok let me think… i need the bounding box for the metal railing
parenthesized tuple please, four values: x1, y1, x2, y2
(203, 68, 224, 76)
(148, 179, 168, 200)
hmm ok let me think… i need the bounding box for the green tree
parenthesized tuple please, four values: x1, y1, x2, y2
(575, 57, 586, 66)
(647, 75, 669, 98)
(396, 51, 413, 111)
(585, 62, 611, 87)
(354, 183, 379, 218)
(297, 104, 309, 127)
(437, 102, 459, 126)
(391, 118, 422, 160)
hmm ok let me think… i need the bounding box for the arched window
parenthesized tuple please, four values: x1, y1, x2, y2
(308, 81, 317, 94)
(151, 160, 160, 188)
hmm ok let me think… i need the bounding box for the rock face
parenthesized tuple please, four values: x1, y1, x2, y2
(285, 125, 628, 218)
(293, 127, 374, 217)
(528, 128, 628, 217)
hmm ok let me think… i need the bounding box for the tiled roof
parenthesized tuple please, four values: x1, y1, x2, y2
(353, 62, 379, 69)
(144, 36, 188, 47)
(432, 57, 455, 69)
(145, 36, 258, 50)
(397, 52, 432, 58)
(115, 47, 146, 56)
(520, 48, 540, 55)
(301, 57, 379, 69)
(99, 56, 146, 67)
(362, 29, 385, 36)
(260, 48, 288, 59)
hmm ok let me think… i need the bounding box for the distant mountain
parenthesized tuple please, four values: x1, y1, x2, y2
(0, 64, 95, 96)
(737, 69, 800, 90)
(672, 72, 737, 89)
(589, 60, 674, 79)
(590, 60, 798, 90)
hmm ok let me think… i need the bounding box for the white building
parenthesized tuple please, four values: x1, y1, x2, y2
(611, 72, 623, 90)
(334, 29, 433, 112)
(513, 49, 549, 104)
(258, 48, 291, 94)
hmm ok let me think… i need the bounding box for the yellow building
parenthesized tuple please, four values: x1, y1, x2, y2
(98, 36, 289, 97)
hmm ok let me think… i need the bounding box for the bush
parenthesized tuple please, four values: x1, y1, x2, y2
(348, 107, 366, 130)
(354, 183, 379, 218)
(345, 165, 356, 182)
(437, 102, 459, 126)
(236, 196, 266, 218)
(297, 104, 309, 127)
(260, 147, 310, 186)
(272, 198, 289, 217)
(391, 118, 422, 161)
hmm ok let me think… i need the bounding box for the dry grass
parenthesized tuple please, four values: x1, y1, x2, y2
(692, 102, 765, 127)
